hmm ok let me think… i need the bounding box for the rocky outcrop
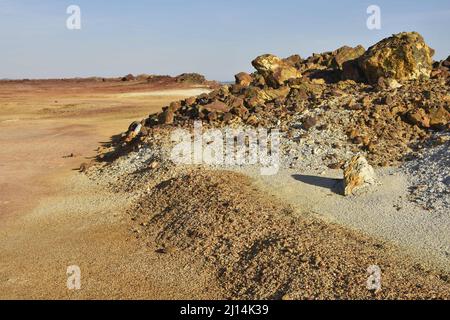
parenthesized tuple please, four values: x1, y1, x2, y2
(126, 32, 448, 168)
(176, 73, 206, 84)
(251, 54, 302, 88)
(359, 32, 435, 84)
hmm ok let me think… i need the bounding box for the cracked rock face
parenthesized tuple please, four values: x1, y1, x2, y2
(359, 32, 435, 84)
(343, 156, 377, 196)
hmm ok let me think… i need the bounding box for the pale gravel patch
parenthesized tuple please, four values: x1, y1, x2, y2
(401, 133, 450, 216)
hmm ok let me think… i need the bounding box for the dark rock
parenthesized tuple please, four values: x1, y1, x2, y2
(121, 74, 135, 81)
(176, 73, 206, 84)
(303, 116, 318, 130)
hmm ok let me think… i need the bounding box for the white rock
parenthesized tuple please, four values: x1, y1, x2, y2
(343, 156, 376, 196)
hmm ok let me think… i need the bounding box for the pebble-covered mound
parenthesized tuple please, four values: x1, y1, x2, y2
(117, 32, 449, 170)
(131, 169, 450, 300)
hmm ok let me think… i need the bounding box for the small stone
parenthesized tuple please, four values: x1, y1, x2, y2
(185, 96, 197, 106)
(343, 156, 377, 196)
(223, 112, 233, 123)
(203, 100, 231, 113)
(79, 162, 93, 173)
(429, 106, 450, 128)
(149, 161, 159, 170)
(303, 116, 318, 130)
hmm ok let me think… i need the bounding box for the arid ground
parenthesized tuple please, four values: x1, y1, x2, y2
(0, 79, 220, 299)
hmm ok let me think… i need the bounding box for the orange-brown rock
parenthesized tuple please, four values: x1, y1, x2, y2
(429, 106, 450, 128)
(252, 54, 302, 87)
(202, 100, 231, 113)
(407, 109, 430, 128)
(359, 32, 435, 84)
(234, 72, 253, 86)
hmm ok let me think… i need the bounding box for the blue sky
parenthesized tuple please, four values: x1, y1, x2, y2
(1, 0, 449, 80)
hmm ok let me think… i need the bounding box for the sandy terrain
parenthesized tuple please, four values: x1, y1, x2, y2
(0, 80, 216, 299)
(0, 79, 210, 221)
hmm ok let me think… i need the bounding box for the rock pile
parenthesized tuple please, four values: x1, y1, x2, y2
(124, 32, 449, 169)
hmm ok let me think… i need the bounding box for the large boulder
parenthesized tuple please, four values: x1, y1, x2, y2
(359, 32, 435, 84)
(252, 54, 302, 88)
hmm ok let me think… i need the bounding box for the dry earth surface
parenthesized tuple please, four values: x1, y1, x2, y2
(0, 79, 219, 299)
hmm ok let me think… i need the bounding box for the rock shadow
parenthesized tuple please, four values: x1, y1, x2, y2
(292, 174, 343, 195)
